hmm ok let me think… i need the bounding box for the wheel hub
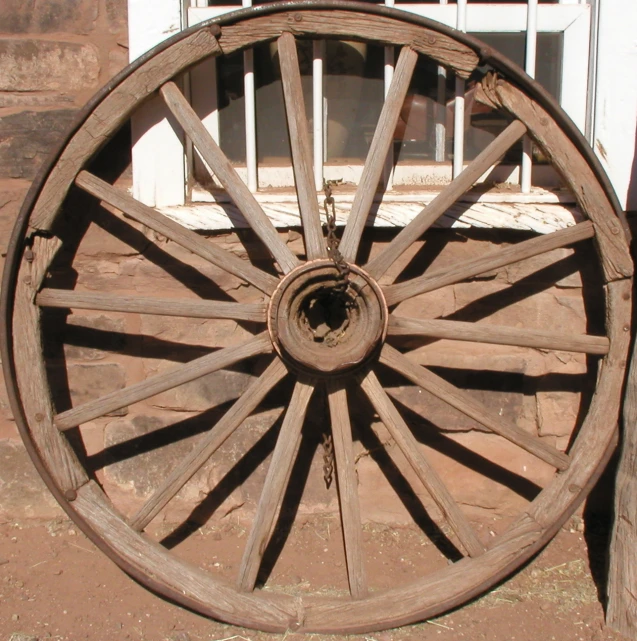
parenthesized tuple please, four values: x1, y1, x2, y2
(268, 260, 388, 375)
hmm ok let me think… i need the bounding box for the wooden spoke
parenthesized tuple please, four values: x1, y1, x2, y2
(327, 382, 367, 598)
(365, 120, 528, 279)
(359, 370, 484, 558)
(75, 171, 278, 295)
(339, 46, 419, 263)
(384, 220, 595, 306)
(388, 316, 609, 355)
(130, 358, 288, 531)
(54, 332, 272, 431)
(159, 82, 299, 274)
(237, 378, 315, 591)
(278, 32, 325, 261)
(380, 343, 571, 470)
(37, 289, 266, 323)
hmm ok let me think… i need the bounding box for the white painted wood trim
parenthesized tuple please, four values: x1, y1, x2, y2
(560, 6, 591, 134)
(186, 4, 589, 32)
(157, 196, 582, 234)
(521, 0, 538, 194)
(313, 41, 326, 191)
(128, 0, 186, 208)
(593, 0, 637, 210)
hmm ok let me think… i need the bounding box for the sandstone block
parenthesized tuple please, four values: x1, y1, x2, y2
(0, 440, 63, 520)
(388, 377, 525, 433)
(151, 369, 254, 413)
(103, 415, 207, 499)
(0, 39, 100, 92)
(0, 109, 76, 180)
(0, 181, 28, 255)
(62, 313, 127, 361)
(108, 46, 129, 76)
(0, 0, 98, 34)
(0, 92, 75, 108)
(537, 390, 580, 438)
(106, 0, 128, 36)
(49, 363, 127, 416)
(357, 430, 555, 524)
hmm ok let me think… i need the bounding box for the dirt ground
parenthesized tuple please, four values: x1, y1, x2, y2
(0, 512, 629, 641)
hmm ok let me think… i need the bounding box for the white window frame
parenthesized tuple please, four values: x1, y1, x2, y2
(128, 0, 637, 221)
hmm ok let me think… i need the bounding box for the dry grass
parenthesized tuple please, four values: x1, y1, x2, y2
(475, 558, 598, 613)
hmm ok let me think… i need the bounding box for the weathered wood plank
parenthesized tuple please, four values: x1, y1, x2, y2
(379, 343, 570, 470)
(30, 27, 222, 231)
(476, 73, 632, 282)
(388, 316, 610, 355)
(607, 308, 637, 636)
(360, 370, 484, 557)
(158, 197, 583, 234)
(327, 382, 367, 598)
(339, 46, 418, 263)
(160, 82, 299, 274)
(37, 288, 266, 323)
(277, 32, 325, 261)
(237, 378, 315, 591)
(218, 11, 479, 79)
(131, 357, 288, 531)
(365, 120, 528, 279)
(13, 236, 87, 492)
(383, 220, 595, 306)
(54, 332, 272, 431)
(75, 171, 278, 295)
(608, 345, 637, 636)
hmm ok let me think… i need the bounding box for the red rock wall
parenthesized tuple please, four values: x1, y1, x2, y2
(0, 1, 606, 529)
(0, 0, 128, 519)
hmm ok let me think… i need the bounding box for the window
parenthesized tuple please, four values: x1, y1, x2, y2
(127, 1, 637, 220)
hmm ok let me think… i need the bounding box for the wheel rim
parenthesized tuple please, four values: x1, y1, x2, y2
(0, 1, 632, 634)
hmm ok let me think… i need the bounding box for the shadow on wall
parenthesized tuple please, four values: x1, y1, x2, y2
(627, 129, 637, 213)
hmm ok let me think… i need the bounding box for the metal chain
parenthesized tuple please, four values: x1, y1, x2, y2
(322, 431, 334, 490)
(320, 179, 347, 489)
(323, 179, 350, 295)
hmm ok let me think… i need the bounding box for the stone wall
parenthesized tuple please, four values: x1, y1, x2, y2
(0, 1, 618, 533)
(0, 0, 128, 519)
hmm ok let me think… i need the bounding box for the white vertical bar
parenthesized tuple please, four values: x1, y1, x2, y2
(453, 0, 467, 179)
(383, 0, 396, 190)
(585, 0, 600, 142)
(313, 40, 325, 191)
(521, 0, 538, 194)
(243, 0, 257, 192)
(435, 0, 448, 163)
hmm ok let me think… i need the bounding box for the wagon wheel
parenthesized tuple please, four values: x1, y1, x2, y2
(1, 1, 633, 634)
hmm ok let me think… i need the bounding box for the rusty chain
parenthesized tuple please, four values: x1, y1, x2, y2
(322, 431, 335, 490)
(320, 179, 347, 490)
(323, 179, 350, 295)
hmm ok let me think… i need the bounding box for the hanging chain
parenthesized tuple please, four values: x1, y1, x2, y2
(323, 179, 350, 295)
(320, 179, 346, 489)
(322, 431, 334, 490)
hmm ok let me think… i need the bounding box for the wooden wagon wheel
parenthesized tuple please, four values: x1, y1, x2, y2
(1, 1, 633, 634)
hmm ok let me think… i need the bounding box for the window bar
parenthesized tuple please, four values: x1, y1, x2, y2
(383, 0, 395, 190)
(521, 0, 538, 193)
(453, 0, 467, 179)
(435, 0, 448, 163)
(243, 0, 257, 192)
(313, 40, 325, 191)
